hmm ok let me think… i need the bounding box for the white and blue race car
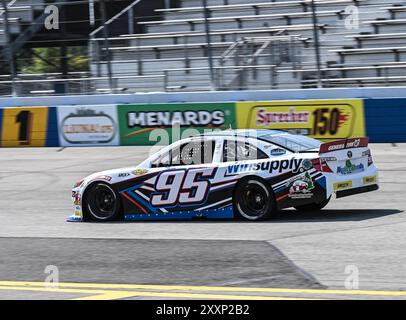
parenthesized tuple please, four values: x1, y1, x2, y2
(68, 129, 379, 222)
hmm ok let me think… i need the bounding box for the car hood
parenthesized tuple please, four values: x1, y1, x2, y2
(77, 166, 154, 188)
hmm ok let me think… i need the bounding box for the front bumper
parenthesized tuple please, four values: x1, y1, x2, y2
(67, 189, 84, 222)
(66, 204, 83, 222)
(66, 215, 83, 222)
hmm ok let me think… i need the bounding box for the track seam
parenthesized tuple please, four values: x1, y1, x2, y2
(265, 240, 326, 289)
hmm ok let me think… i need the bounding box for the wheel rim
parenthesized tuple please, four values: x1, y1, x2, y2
(239, 183, 269, 218)
(87, 184, 117, 220)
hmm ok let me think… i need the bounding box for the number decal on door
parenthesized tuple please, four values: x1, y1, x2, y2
(151, 170, 185, 207)
(151, 168, 217, 207)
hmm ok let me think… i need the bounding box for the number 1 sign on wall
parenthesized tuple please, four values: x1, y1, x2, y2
(1, 107, 49, 147)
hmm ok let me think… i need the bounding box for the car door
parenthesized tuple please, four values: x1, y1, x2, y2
(147, 137, 222, 213)
(217, 137, 272, 179)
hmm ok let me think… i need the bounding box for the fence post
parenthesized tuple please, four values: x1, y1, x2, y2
(202, 0, 216, 90)
(128, 6, 134, 35)
(99, 0, 114, 92)
(164, 70, 168, 91)
(310, 0, 323, 88)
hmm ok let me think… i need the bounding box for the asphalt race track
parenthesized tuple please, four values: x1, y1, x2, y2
(0, 144, 405, 300)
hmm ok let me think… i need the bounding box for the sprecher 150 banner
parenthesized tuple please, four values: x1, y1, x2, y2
(236, 99, 365, 140)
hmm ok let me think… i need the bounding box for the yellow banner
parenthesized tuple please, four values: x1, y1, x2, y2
(1, 107, 49, 147)
(236, 99, 365, 140)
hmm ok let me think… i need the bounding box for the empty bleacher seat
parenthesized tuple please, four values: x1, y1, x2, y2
(90, 0, 406, 92)
(139, 10, 342, 33)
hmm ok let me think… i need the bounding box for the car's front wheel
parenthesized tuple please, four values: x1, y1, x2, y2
(294, 196, 331, 212)
(234, 177, 275, 221)
(83, 182, 122, 222)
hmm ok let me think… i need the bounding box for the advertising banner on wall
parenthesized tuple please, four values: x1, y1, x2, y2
(236, 99, 365, 140)
(118, 103, 236, 145)
(0, 106, 51, 147)
(57, 105, 119, 147)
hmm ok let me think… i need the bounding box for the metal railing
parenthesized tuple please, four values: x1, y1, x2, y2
(89, 0, 167, 91)
(0, 72, 167, 96)
(216, 35, 304, 90)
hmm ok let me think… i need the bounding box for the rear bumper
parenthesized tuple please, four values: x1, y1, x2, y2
(325, 164, 379, 197)
(336, 184, 379, 199)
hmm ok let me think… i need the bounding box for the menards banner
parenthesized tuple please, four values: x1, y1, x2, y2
(118, 103, 236, 145)
(236, 99, 365, 140)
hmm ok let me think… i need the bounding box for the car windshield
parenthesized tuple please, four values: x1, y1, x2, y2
(261, 133, 321, 152)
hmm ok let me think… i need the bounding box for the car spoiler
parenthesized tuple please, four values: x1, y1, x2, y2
(319, 137, 369, 154)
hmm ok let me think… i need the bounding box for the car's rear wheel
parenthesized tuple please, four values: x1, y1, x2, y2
(234, 177, 275, 221)
(83, 182, 121, 222)
(294, 196, 331, 212)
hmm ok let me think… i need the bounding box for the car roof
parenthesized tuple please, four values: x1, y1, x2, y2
(195, 129, 287, 139)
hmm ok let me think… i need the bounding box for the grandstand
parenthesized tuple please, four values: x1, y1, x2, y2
(0, 0, 143, 95)
(1, 0, 406, 95)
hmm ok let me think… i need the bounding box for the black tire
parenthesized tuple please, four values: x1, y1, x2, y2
(233, 177, 275, 221)
(294, 196, 331, 212)
(83, 182, 122, 222)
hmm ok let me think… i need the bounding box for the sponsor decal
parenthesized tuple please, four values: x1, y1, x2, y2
(302, 159, 313, 170)
(288, 172, 315, 199)
(327, 143, 345, 152)
(57, 105, 119, 147)
(284, 128, 311, 135)
(225, 158, 304, 176)
(337, 160, 364, 175)
(320, 137, 369, 154)
(118, 173, 131, 178)
(333, 181, 353, 191)
(363, 175, 377, 184)
(270, 148, 286, 156)
(346, 138, 362, 148)
(97, 175, 112, 181)
(74, 194, 81, 205)
(73, 206, 82, 217)
(133, 169, 149, 176)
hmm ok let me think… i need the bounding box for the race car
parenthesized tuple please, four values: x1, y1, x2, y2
(68, 129, 379, 222)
